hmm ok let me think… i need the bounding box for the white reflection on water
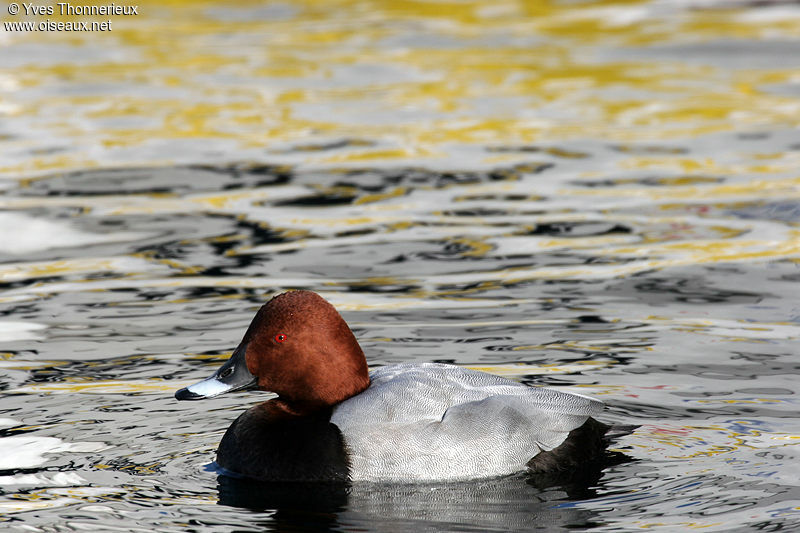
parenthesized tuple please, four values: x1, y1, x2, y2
(0, 436, 106, 470)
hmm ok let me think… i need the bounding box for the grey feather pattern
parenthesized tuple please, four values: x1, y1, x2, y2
(330, 363, 603, 482)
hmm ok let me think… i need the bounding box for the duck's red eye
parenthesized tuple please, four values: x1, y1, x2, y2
(275, 334, 287, 343)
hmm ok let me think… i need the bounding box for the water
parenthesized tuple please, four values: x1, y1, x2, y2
(1, 0, 800, 531)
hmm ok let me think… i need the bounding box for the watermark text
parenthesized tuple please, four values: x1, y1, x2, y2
(4, 2, 138, 32)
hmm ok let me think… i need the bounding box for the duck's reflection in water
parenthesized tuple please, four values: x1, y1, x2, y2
(217, 460, 628, 532)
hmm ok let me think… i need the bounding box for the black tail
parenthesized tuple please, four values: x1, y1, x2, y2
(525, 418, 637, 491)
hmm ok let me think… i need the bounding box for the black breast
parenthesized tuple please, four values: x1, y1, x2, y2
(216, 406, 351, 482)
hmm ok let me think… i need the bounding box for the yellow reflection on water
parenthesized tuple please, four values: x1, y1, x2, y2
(3, 0, 800, 174)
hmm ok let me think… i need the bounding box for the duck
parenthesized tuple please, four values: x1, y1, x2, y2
(175, 290, 619, 483)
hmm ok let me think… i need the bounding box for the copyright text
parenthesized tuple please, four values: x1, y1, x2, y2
(4, 2, 139, 32)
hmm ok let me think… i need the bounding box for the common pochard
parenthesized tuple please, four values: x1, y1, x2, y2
(175, 290, 615, 482)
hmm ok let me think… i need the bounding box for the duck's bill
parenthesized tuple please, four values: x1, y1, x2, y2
(175, 343, 257, 401)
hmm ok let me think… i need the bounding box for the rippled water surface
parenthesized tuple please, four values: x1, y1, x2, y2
(2, 0, 800, 531)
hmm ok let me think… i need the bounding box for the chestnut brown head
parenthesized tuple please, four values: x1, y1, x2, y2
(175, 291, 370, 415)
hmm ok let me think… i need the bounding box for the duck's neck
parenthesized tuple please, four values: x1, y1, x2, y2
(255, 398, 327, 420)
(273, 398, 324, 418)
(267, 378, 370, 418)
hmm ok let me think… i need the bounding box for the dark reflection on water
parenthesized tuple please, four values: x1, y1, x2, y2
(19, 164, 292, 197)
(217, 477, 348, 532)
(217, 474, 604, 532)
